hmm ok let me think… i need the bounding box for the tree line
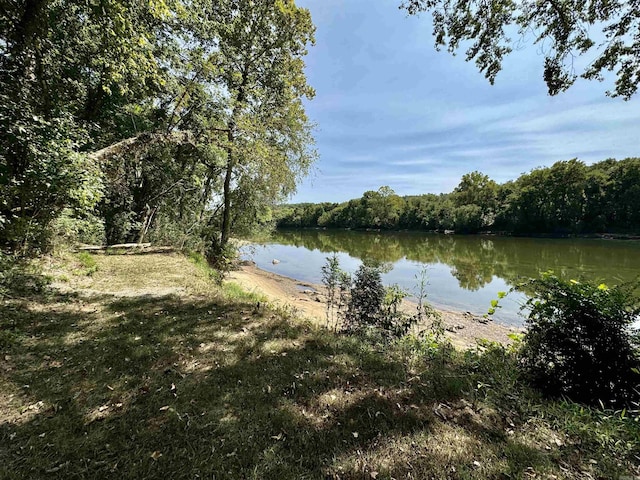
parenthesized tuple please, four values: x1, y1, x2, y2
(1, 0, 316, 261)
(276, 158, 640, 235)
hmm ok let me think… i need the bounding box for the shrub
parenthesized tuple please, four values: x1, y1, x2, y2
(51, 208, 106, 247)
(205, 242, 238, 280)
(518, 273, 640, 407)
(322, 258, 434, 341)
(0, 251, 49, 298)
(343, 263, 386, 334)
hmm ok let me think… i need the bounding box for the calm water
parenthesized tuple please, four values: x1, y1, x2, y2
(240, 229, 640, 327)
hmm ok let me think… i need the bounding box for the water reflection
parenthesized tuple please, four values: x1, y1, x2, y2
(270, 229, 640, 290)
(244, 229, 640, 326)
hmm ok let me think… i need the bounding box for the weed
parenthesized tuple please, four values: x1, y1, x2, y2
(75, 251, 98, 275)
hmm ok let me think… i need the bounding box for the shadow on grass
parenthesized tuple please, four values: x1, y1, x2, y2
(0, 289, 615, 479)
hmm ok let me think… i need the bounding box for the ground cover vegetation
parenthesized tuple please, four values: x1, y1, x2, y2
(320, 255, 640, 409)
(276, 158, 640, 235)
(1, 0, 316, 260)
(1, 251, 639, 479)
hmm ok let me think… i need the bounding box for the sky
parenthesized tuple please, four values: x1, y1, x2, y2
(290, 0, 640, 203)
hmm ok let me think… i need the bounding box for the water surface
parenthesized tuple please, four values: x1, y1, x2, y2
(240, 230, 640, 327)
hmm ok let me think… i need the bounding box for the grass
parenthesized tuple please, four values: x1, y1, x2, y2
(75, 251, 99, 276)
(0, 251, 638, 479)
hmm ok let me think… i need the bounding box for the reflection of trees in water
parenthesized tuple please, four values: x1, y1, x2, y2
(271, 229, 640, 291)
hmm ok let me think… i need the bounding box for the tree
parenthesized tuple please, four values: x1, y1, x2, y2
(0, 0, 174, 250)
(192, 0, 316, 256)
(401, 0, 640, 98)
(1, 0, 317, 259)
(453, 171, 498, 229)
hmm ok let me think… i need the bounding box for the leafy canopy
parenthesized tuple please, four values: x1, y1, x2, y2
(401, 0, 640, 98)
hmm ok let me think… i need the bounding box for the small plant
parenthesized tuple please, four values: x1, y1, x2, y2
(76, 251, 99, 276)
(321, 254, 345, 331)
(321, 259, 437, 341)
(205, 242, 237, 281)
(0, 251, 49, 298)
(517, 272, 640, 408)
(487, 290, 507, 316)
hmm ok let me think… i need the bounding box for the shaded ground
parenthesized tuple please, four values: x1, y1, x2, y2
(0, 251, 638, 479)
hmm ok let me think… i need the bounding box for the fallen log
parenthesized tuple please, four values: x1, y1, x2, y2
(78, 243, 152, 251)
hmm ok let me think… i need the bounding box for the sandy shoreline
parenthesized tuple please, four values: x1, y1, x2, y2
(227, 262, 521, 348)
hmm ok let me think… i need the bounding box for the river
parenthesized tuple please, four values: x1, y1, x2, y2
(239, 229, 640, 327)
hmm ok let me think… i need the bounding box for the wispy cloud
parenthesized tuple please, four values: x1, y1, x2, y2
(293, 0, 640, 203)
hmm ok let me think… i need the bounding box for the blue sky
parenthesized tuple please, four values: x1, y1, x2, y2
(291, 0, 640, 203)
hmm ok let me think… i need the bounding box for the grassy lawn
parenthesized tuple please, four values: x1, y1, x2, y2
(1, 251, 638, 479)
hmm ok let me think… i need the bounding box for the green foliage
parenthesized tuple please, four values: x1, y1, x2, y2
(517, 273, 640, 407)
(1, 0, 317, 257)
(0, 0, 167, 252)
(321, 254, 350, 331)
(205, 242, 238, 279)
(343, 263, 386, 335)
(277, 158, 640, 235)
(187, 250, 225, 284)
(401, 0, 640, 99)
(322, 257, 438, 341)
(51, 209, 105, 248)
(75, 252, 99, 276)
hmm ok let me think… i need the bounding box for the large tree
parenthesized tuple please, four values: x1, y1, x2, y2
(401, 0, 640, 98)
(189, 0, 317, 254)
(1, 0, 317, 257)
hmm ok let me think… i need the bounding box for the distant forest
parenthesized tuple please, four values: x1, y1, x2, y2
(276, 158, 640, 235)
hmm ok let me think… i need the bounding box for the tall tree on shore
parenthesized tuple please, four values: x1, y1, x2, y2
(194, 0, 317, 255)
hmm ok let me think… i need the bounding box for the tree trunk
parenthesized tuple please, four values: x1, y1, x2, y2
(218, 70, 249, 250)
(220, 141, 233, 248)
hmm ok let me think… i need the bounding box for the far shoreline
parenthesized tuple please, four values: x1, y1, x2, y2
(274, 226, 640, 241)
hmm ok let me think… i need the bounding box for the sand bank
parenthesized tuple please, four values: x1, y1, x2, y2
(227, 262, 521, 348)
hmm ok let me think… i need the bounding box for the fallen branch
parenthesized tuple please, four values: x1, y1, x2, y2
(78, 243, 152, 251)
(89, 131, 196, 161)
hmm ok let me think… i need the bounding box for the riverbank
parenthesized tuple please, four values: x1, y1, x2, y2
(2, 250, 638, 479)
(228, 262, 520, 348)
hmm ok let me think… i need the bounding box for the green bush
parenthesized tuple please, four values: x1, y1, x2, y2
(343, 263, 386, 334)
(322, 258, 431, 340)
(518, 273, 640, 407)
(51, 208, 106, 247)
